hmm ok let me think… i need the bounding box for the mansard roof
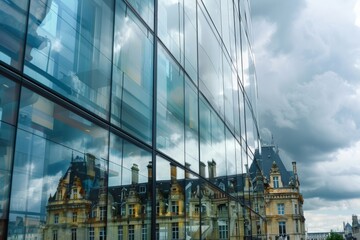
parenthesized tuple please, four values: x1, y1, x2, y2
(250, 145, 293, 187)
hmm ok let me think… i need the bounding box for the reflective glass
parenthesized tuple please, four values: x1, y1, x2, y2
(156, 44, 185, 164)
(198, 7, 224, 116)
(23, 0, 114, 119)
(0, 77, 19, 237)
(127, 0, 154, 29)
(108, 133, 152, 239)
(185, 78, 199, 174)
(156, 156, 186, 239)
(0, 0, 29, 69)
(8, 87, 109, 239)
(200, 181, 230, 239)
(223, 55, 235, 130)
(112, 0, 153, 144)
(158, 0, 184, 64)
(184, 1, 198, 84)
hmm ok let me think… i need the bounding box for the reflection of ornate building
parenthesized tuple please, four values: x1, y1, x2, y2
(251, 146, 306, 240)
(43, 145, 305, 240)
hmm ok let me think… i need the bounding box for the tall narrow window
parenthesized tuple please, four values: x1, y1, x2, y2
(172, 201, 179, 215)
(129, 204, 135, 216)
(172, 222, 179, 240)
(72, 212, 77, 222)
(129, 225, 135, 240)
(294, 204, 298, 214)
(54, 214, 59, 224)
(71, 228, 77, 240)
(53, 230, 58, 240)
(118, 225, 123, 240)
(277, 203, 285, 215)
(142, 224, 147, 240)
(279, 222, 286, 235)
(89, 227, 94, 240)
(273, 176, 279, 188)
(100, 227, 106, 240)
(100, 206, 106, 220)
(219, 222, 228, 239)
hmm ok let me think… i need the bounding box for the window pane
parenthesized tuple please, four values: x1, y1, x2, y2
(158, 0, 184, 64)
(8, 87, 109, 239)
(184, 1, 198, 84)
(0, 1, 28, 69)
(156, 44, 185, 164)
(185, 78, 198, 174)
(24, 0, 114, 119)
(127, 0, 154, 29)
(198, 7, 224, 116)
(112, 1, 153, 144)
(107, 133, 152, 239)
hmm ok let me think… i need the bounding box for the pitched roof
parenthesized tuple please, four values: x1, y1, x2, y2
(250, 145, 293, 187)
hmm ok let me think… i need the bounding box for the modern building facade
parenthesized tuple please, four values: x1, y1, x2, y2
(0, 0, 261, 239)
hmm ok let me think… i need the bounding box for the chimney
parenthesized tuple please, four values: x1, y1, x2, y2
(170, 163, 177, 183)
(200, 161, 206, 178)
(185, 162, 191, 179)
(86, 153, 95, 178)
(147, 161, 152, 182)
(292, 162, 297, 175)
(131, 164, 139, 185)
(208, 160, 216, 179)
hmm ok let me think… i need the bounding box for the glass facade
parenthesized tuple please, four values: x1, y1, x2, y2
(0, 0, 263, 239)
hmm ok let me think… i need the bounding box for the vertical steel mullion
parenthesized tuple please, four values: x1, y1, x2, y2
(151, 0, 158, 238)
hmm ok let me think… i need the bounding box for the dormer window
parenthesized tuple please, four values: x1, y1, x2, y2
(73, 189, 78, 199)
(273, 176, 279, 188)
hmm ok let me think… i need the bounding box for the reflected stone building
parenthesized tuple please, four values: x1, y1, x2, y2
(0, 0, 305, 239)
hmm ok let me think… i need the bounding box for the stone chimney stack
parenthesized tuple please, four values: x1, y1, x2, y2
(208, 160, 216, 179)
(200, 161, 206, 178)
(131, 164, 139, 185)
(185, 162, 191, 179)
(292, 162, 297, 175)
(170, 163, 177, 183)
(147, 161, 152, 182)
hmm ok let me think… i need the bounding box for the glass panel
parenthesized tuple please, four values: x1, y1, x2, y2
(223, 55, 235, 130)
(226, 128, 236, 194)
(0, 76, 19, 237)
(184, 171, 199, 239)
(198, 7, 224, 116)
(200, 181, 230, 240)
(158, 0, 184, 64)
(202, 0, 221, 33)
(112, 1, 153, 144)
(24, 0, 114, 119)
(156, 156, 186, 240)
(185, 78, 199, 174)
(156, 44, 185, 164)
(127, 0, 154, 29)
(108, 133, 152, 239)
(184, 1, 198, 84)
(0, 0, 29, 69)
(8, 87, 109, 239)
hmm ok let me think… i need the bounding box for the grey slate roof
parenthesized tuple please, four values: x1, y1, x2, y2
(250, 145, 293, 187)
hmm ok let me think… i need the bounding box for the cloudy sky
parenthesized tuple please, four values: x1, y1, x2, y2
(251, 0, 360, 233)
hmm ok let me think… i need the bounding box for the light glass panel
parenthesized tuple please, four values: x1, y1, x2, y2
(24, 0, 114, 119)
(112, 0, 154, 144)
(8, 87, 109, 239)
(0, 0, 29, 69)
(156, 44, 185, 164)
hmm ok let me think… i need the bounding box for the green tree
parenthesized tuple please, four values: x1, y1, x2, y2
(326, 231, 344, 240)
